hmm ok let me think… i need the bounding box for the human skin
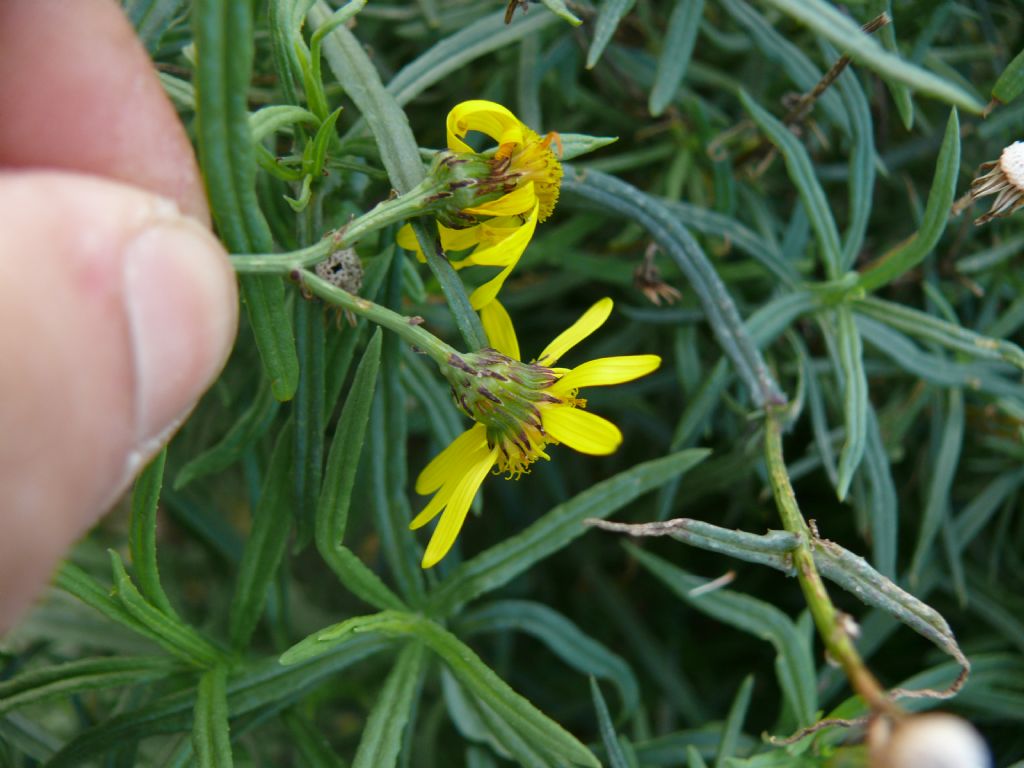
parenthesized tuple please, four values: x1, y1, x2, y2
(0, 0, 238, 631)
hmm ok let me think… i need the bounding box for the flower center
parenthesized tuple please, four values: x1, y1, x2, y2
(493, 129, 563, 223)
(443, 349, 578, 479)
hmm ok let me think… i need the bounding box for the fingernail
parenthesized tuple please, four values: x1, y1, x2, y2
(123, 220, 237, 447)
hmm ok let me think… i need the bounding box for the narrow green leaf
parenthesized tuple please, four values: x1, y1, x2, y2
(714, 676, 753, 768)
(538, 0, 582, 26)
(590, 678, 629, 768)
(866, 0, 914, 129)
(0, 714, 60, 761)
(857, 315, 1023, 401)
(317, 330, 406, 611)
(194, 0, 298, 400)
(293, 297, 327, 548)
(862, 407, 897, 578)
(628, 546, 817, 726)
(459, 600, 640, 717)
(445, 673, 555, 767)
(305, 107, 343, 176)
(109, 552, 226, 667)
(649, 0, 705, 116)
(386, 10, 562, 108)
(174, 376, 279, 490)
(719, 0, 849, 133)
(410, 218, 487, 350)
(282, 613, 599, 766)
(855, 296, 1024, 372)
(659, 201, 794, 286)
(587, 0, 637, 69)
(0, 657, 180, 716)
(281, 711, 348, 768)
(416, 620, 600, 767)
(45, 635, 387, 768)
(909, 388, 964, 585)
(352, 643, 426, 768)
(370, 259, 427, 603)
(760, 0, 985, 113)
(318, 329, 382, 550)
(993, 47, 1024, 104)
(560, 134, 619, 161)
(687, 745, 710, 768)
(129, 448, 175, 616)
(193, 668, 233, 768)
(824, 39, 875, 271)
(249, 105, 319, 143)
(835, 306, 867, 502)
(229, 428, 295, 649)
(858, 109, 960, 292)
(428, 449, 709, 616)
(738, 90, 842, 279)
(310, 4, 422, 194)
(563, 167, 784, 406)
(55, 563, 157, 643)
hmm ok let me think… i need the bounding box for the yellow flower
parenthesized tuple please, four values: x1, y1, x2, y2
(446, 100, 563, 223)
(396, 204, 538, 310)
(397, 100, 563, 310)
(411, 298, 661, 568)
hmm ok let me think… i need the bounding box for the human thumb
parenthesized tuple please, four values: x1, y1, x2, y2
(0, 171, 237, 631)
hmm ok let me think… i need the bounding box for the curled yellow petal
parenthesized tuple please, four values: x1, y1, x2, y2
(465, 203, 539, 267)
(415, 424, 488, 495)
(463, 182, 536, 218)
(537, 298, 614, 366)
(552, 355, 661, 393)
(447, 100, 523, 154)
(438, 222, 484, 252)
(480, 300, 521, 360)
(469, 263, 516, 310)
(542, 406, 622, 455)
(421, 446, 498, 568)
(396, 224, 424, 261)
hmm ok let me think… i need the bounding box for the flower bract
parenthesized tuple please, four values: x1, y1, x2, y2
(411, 298, 660, 568)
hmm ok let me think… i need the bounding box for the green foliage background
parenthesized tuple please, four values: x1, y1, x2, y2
(3, 0, 1024, 765)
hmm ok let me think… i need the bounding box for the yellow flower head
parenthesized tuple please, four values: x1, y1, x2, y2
(397, 100, 563, 310)
(411, 299, 661, 568)
(446, 100, 563, 224)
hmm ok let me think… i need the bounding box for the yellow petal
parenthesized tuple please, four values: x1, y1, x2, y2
(446, 100, 523, 154)
(480, 300, 521, 360)
(421, 446, 498, 568)
(415, 424, 488, 495)
(396, 224, 425, 260)
(409, 481, 455, 530)
(463, 182, 536, 217)
(465, 204, 538, 267)
(537, 298, 614, 366)
(438, 222, 484, 252)
(469, 263, 516, 310)
(551, 355, 661, 394)
(542, 406, 623, 455)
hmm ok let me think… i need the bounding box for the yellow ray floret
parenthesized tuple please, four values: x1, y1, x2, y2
(411, 298, 661, 568)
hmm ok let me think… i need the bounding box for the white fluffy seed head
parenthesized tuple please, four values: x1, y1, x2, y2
(877, 713, 991, 768)
(998, 141, 1024, 191)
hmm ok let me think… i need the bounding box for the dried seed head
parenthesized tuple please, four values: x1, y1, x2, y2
(315, 248, 363, 294)
(956, 140, 1024, 225)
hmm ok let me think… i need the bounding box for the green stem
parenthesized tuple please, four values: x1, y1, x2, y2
(763, 407, 900, 718)
(231, 176, 445, 273)
(297, 269, 456, 366)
